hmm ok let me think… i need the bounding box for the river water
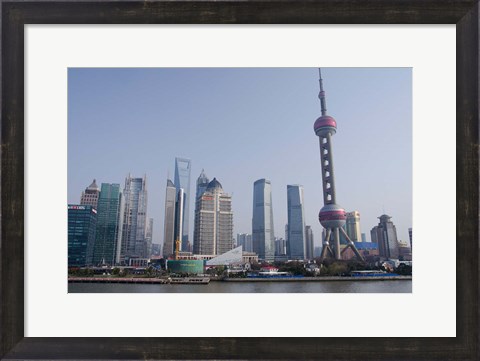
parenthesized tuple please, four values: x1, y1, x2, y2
(69, 280, 411, 293)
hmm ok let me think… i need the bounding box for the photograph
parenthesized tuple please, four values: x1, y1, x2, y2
(67, 67, 412, 293)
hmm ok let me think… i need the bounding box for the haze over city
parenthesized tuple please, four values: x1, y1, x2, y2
(68, 67, 412, 250)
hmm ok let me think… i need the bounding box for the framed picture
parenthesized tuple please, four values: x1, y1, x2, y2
(2, 1, 478, 359)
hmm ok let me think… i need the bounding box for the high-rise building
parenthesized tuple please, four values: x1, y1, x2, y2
(237, 233, 253, 252)
(370, 214, 400, 259)
(68, 204, 97, 267)
(163, 179, 176, 258)
(92, 183, 124, 266)
(174, 157, 191, 251)
(193, 178, 233, 255)
(305, 225, 314, 260)
(274, 237, 287, 256)
(346, 211, 362, 243)
(145, 218, 154, 257)
(287, 184, 306, 260)
(80, 179, 101, 209)
(121, 174, 148, 260)
(361, 233, 367, 243)
(252, 179, 275, 262)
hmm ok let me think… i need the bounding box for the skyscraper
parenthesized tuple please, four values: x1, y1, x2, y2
(145, 218, 154, 257)
(174, 157, 191, 251)
(163, 179, 176, 258)
(237, 233, 253, 252)
(313, 69, 363, 261)
(252, 179, 275, 262)
(121, 174, 148, 260)
(287, 184, 306, 260)
(92, 183, 124, 266)
(305, 225, 314, 260)
(68, 204, 97, 267)
(193, 178, 233, 255)
(370, 214, 400, 259)
(346, 211, 362, 243)
(80, 179, 101, 209)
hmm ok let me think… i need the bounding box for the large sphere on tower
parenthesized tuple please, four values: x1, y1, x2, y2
(319, 203, 346, 228)
(314, 115, 337, 137)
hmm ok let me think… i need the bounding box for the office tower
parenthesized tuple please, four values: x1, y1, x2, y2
(174, 188, 185, 252)
(305, 225, 314, 260)
(274, 237, 287, 256)
(92, 183, 124, 266)
(163, 179, 176, 258)
(252, 179, 275, 262)
(121, 174, 148, 259)
(193, 178, 233, 255)
(174, 157, 191, 251)
(346, 211, 362, 242)
(370, 214, 400, 259)
(408, 227, 412, 249)
(313, 69, 363, 261)
(361, 233, 367, 243)
(68, 204, 97, 267)
(145, 218, 153, 257)
(237, 233, 253, 252)
(80, 179, 100, 209)
(287, 184, 306, 260)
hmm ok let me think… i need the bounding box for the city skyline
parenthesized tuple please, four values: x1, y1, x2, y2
(68, 68, 412, 249)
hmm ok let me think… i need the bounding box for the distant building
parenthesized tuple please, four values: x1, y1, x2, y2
(145, 218, 153, 257)
(346, 211, 362, 242)
(162, 179, 176, 258)
(151, 243, 161, 257)
(408, 227, 412, 249)
(174, 157, 192, 251)
(252, 179, 275, 262)
(193, 178, 233, 255)
(80, 179, 100, 209)
(287, 184, 306, 260)
(68, 205, 97, 267)
(237, 233, 253, 252)
(195, 169, 209, 201)
(121, 174, 148, 260)
(361, 233, 367, 243)
(92, 183, 124, 266)
(370, 214, 400, 259)
(342, 242, 379, 260)
(274, 237, 287, 257)
(314, 246, 322, 258)
(305, 225, 314, 260)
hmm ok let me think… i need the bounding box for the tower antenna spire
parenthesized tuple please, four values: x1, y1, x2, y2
(318, 68, 327, 116)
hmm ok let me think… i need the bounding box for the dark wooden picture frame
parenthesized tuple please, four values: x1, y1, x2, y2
(1, 1, 478, 359)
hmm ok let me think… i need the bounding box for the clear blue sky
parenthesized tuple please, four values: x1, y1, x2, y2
(68, 68, 412, 249)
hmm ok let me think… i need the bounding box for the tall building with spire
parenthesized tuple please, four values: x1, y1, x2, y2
(174, 157, 191, 251)
(93, 183, 124, 266)
(313, 69, 363, 261)
(196, 169, 209, 200)
(121, 174, 148, 260)
(193, 178, 233, 255)
(163, 179, 176, 258)
(80, 179, 101, 209)
(287, 184, 306, 260)
(252, 179, 275, 262)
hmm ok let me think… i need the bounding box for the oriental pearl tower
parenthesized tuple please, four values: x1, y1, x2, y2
(314, 69, 364, 261)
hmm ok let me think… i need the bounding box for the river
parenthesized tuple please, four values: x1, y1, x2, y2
(69, 280, 411, 293)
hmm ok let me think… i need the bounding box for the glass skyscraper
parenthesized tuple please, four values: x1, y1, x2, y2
(252, 179, 275, 262)
(174, 157, 191, 251)
(305, 225, 314, 260)
(68, 204, 97, 267)
(287, 184, 306, 260)
(93, 183, 124, 266)
(370, 214, 400, 259)
(121, 175, 148, 260)
(163, 179, 176, 258)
